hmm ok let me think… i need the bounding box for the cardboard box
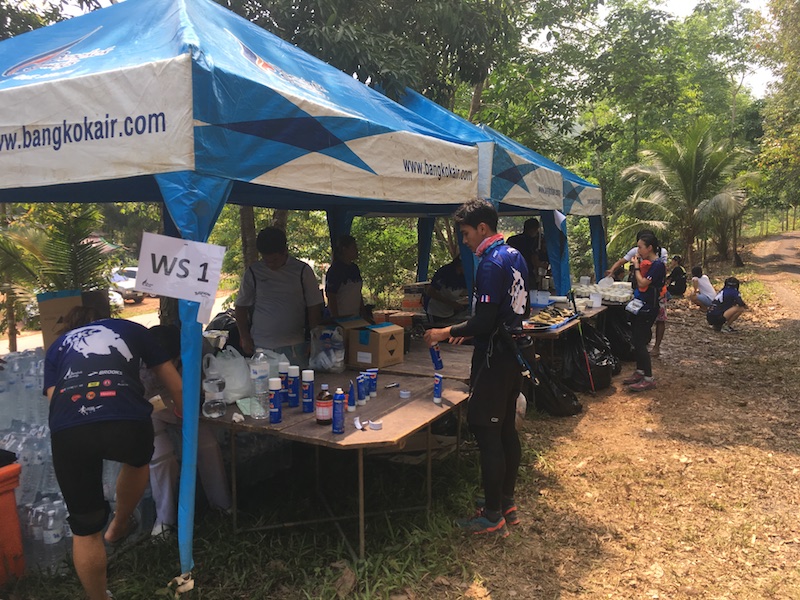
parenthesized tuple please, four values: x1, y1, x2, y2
(372, 310, 397, 324)
(387, 311, 417, 329)
(401, 293, 424, 310)
(334, 316, 370, 362)
(37, 289, 111, 351)
(347, 322, 404, 368)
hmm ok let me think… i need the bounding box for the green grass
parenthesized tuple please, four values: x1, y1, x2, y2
(5, 446, 484, 599)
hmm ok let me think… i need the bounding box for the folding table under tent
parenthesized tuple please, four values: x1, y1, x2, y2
(0, 0, 481, 581)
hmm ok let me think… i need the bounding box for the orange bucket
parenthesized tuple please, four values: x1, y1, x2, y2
(0, 463, 25, 585)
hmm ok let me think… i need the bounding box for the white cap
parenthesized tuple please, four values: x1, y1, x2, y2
(288, 365, 300, 376)
(302, 369, 314, 381)
(268, 377, 282, 390)
(278, 361, 290, 372)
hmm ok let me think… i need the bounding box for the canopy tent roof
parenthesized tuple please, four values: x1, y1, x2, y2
(396, 88, 565, 213)
(478, 125, 602, 217)
(0, 0, 479, 212)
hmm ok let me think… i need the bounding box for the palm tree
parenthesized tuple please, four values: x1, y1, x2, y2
(620, 120, 758, 267)
(1, 203, 111, 350)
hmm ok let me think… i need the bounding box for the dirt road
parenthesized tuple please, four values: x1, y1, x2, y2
(452, 234, 800, 600)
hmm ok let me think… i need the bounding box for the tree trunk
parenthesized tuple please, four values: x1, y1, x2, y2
(793, 205, 797, 229)
(732, 216, 743, 267)
(159, 296, 179, 327)
(4, 288, 17, 353)
(271, 209, 288, 232)
(467, 79, 485, 123)
(701, 237, 707, 269)
(240, 205, 258, 268)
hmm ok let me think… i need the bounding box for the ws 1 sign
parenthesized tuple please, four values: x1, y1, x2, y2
(135, 232, 226, 323)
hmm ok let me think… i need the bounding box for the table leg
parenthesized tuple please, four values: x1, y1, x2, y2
(231, 428, 238, 532)
(358, 448, 365, 560)
(456, 403, 463, 462)
(426, 425, 432, 512)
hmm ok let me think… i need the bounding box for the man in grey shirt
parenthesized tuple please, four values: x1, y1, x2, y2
(235, 227, 324, 366)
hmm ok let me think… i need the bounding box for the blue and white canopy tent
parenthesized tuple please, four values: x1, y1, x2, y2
(0, 0, 480, 582)
(478, 125, 607, 284)
(395, 88, 607, 294)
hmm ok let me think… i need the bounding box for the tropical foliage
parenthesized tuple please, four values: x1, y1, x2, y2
(620, 120, 758, 267)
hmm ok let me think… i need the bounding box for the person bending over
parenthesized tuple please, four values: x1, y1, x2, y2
(689, 266, 716, 308)
(43, 307, 183, 600)
(706, 277, 747, 333)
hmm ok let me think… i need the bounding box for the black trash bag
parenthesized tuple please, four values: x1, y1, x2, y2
(532, 358, 583, 417)
(561, 329, 614, 392)
(604, 307, 636, 362)
(581, 322, 621, 375)
(206, 308, 244, 355)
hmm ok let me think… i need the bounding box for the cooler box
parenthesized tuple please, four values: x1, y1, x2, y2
(0, 462, 25, 585)
(347, 323, 404, 368)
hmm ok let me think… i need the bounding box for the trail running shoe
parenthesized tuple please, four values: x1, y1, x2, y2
(457, 509, 509, 538)
(628, 378, 656, 392)
(474, 498, 520, 526)
(622, 371, 645, 385)
(721, 324, 735, 333)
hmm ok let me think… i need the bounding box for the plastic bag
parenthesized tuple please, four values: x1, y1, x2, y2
(561, 329, 613, 392)
(515, 392, 527, 431)
(581, 322, 621, 375)
(308, 325, 345, 373)
(532, 359, 582, 417)
(605, 308, 636, 361)
(257, 349, 290, 378)
(625, 298, 644, 314)
(211, 347, 254, 402)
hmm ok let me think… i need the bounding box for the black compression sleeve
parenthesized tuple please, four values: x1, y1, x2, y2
(450, 302, 499, 339)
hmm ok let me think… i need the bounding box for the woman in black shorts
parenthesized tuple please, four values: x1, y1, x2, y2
(44, 307, 183, 600)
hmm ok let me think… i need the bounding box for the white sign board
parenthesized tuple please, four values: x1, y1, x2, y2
(136, 232, 226, 323)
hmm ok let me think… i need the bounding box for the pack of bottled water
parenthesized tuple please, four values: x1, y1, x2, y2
(0, 349, 146, 569)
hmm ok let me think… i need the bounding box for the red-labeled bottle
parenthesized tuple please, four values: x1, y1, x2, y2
(315, 383, 333, 425)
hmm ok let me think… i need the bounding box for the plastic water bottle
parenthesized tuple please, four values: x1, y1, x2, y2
(19, 438, 44, 505)
(202, 375, 226, 419)
(22, 362, 38, 423)
(250, 350, 269, 405)
(0, 368, 9, 430)
(332, 387, 345, 434)
(43, 509, 64, 546)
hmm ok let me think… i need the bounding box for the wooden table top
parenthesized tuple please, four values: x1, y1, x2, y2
(383, 343, 473, 384)
(205, 369, 469, 450)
